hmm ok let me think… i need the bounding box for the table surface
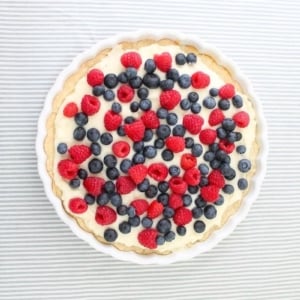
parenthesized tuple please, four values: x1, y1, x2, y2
(1, 0, 300, 299)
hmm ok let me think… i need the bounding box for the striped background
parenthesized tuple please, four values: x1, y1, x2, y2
(1, 0, 300, 299)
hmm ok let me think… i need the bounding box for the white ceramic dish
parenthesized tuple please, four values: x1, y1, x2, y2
(36, 30, 268, 264)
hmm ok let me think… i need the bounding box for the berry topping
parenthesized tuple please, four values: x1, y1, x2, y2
(57, 159, 78, 180)
(83, 177, 105, 196)
(159, 90, 181, 110)
(95, 206, 117, 225)
(175, 53, 186, 65)
(138, 228, 158, 249)
(191, 71, 210, 89)
(130, 199, 149, 216)
(218, 83, 235, 99)
(147, 200, 164, 219)
(116, 176, 136, 194)
(121, 51, 142, 69)
(117, 85, 134, 103)
(148, 163, 169, 181)
(124, 120, 145, 142)
(232, 95, 243, 108)
(154, 52, 172, 72)
(173, 207, 192, 226)
(183, 114, 204, 134)
(233, 111, 250, 128)
(81, 95, 100, 116)
(68, 145, 91, 164)
(169, 177, 187, 194)
(128, 164, 148, 184)
(178, 74, 191, 88)
(199, 129, 217, 145)
(186, 53, 197, 63)
(180, 153, 197, 170)
(194, 220, 206, 233)
(141, 110, 160, 129)
(183, 168, 201, 186)
(69, 198, 88, 214)
(238, 178, 248, 190)
(57, 143, 68, 154)
(204, 205, 217, 219)
(201, 185, 220, 202)
(169, 194, 183, 210)
(165, 136, 185, 153)
(87, 68, 104, 87)
(104, 228, 118, 242)
(238, 159, 251, 173)
(219, 139, 235, 154)
(63, 102, 78, 117)
(112, 141, 130, 158)
(208, 170, 225, 188)
(209, 109, 225, 126)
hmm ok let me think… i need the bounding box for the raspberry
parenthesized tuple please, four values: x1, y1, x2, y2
(138, 228, 158, 249)
(169, 177, 187, 195)
(191, 71, 210, 88)
(219, 139, 235, 154)
(57, 159, 78, 180)
(87, 68, 104, 87)
(173, 207, 192, 226)
(130, 199, 149, 216)
(120, 51, 142, 69)
(183, 168, 201, 186)
(159, 90, 181, 110)
(153, 52, 172, 72)
(169, 194, 183, 210)
(209, 109, 225, 126)
(148, 163, 168, 181)
(63, 102, 78, 117)
(199, 129, 217, 145)
(128, 164, 148, 184)
(147, 200, 164, 219)
(95, 205, 117, 225)
(233, 111, 250, 128)
(141, 110, 160, 129)
(83, 177, 105, 196)
(201, 185, 220, 202)
(124, 120, 145, 142)
(116, 176, 136, 194)
(68, 145, 91, 164)
(180, 153, 197, 170)
(219, 83, 235, 99)
(68, 198, 88, 214)
(104, 110, 122, 131)
(117, 85, 134, 103)
(208, 170, 225, 188)
(112, 141, 130, 158)
(165, 136, 185, 153)
(183, 114, 204, 134)
(81, 95, 100, 116)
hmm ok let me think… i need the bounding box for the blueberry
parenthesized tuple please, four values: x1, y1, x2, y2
(104, 228, 118, 242)
(167, 113, 178, 125)
(238, 178, 248, 190)
(143, 146, 157, 158)
(69, 178, 80, 188)
(235, 132, 242, 142)
(172, 125, 186, 136)
(199, 176, 208, 187)
(218, 99, 230, 110)
(227, 132, 238, 143)
(191, 143, 203, 157)
(192, 207, 203, 219)
(96, 193, 110, 206)
(88, 158, 103, 174)
(204, 151, 215, 161)
(156, 125, 171, 139)
(110, 192, 122, 207)
(164, 231, 176, 242)
(117, 126, 126, 137)
(210, 159, 221, 169)
(137, 178, 150, 192)
(92, 85, 105, 96)
(185, 137, 194, 149)
(183, 194, 192, 206)
(238, 159, 251, 172)
(132, 153, 145, 164)
(215, 150, 227, 162)
(188, 185, 199, 194)
(100, 132, 113, 145)
(120, 159, 132, 173)
(145, 185, 158, 198)
(178, 74, 191, 88)
(194, 220, 206, 233)
(111, 102, 122, 113)
(215, 195, 224, 206)
(160, 79, 174, 91)
(125, 67, 137, 80)
(127, 206, 136, 218)
(142, 217, 153, 228)
(104, 181, 115, 194)
(188, 92, 199, 103)
(156, 235, 165, 246)
(84, 194, 95, 205)
(224, 167, 236, 180)
(232, 95, 243, 108)
(137, 87, 149, 100)
(87, 128, 100, 142)
(223, 184, 234, 194)
(104, 73, 118, 88)
(144, 59, 156, 73)
(209, 88, 219, 97)
(161, 149, 174, 161)
(236, 145, 246, 154)
(117, 72, 128, 83)
(154, 138, 165, 149)
(129, 216, 140, 227)
(180, 99, 191, 110)
(175, 53, 186, 65)
(169, 165, 180, 176)
(78, 168, 88, 179)
(220, 163, 233, 176)
(57, 143, 67, 154)
(209, 143, 219, 153)
(91, 142, 101, 156)
(106, 167, 120, 180)
(103, 89, 115, 101)
(139, 99, 152, 111)
(133, 141, 144, 153)
(119, 221, 131, 234)
(216, 127, 227, 140)
(186, 53, 197, 63)
(203, 96, 216, 109)
(191, 103, 201, 114)
(124, 116, 135, 124)
(163, 207, 174, 218)
(167, 68, 180, 81)
(103, 155, 117, 168)
(195, 196, 206, 208)
(157, 193, 169, 206)
(129, 76, 142, 89)
(72, 127, 87, 142)
(75, 112, 88, 126)
(143, 129, 154, 142)
(157, 108, 168, 119)
(177, 226, 186, 236)
(222, 118, 236, 132)
(157, 218, 172, 234)
(198, 163, 209, 175)
(117, 205, 128, 215)
(143, 73, 160, 88)
(204, 205, 217, 219)
(158, 181, 169, 193)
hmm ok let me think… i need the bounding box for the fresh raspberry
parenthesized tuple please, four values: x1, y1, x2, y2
(147, 200, 164, 219)
(154, 52, 172, 72)
(57, 159, 78, 180)
(63, 102, 78, 118)
(169, 194, 183, 210)
(116, 176, 136, 194)
(117, 85, 134, 103)
(159, 90, 181, 110)
(87, 68, 104, 87)
(191, 71, 210, 88)
(81, 95, 100, 116)
(219, 139, 235, 154)
(124, 120, 145, 142)
(68, 198, 88, 214)
(169, 177, 188, 195)
(199, 129, 217, 145)
(208, 170, 225, 188)
(112, 141, 130, 158)
(219, 83, 235, 99)
(120, 51, 142, 69)
(183, 168, 201, 186)
(130, 199, 149, 216)
(201, 185, 220, 202)
(83, 177, 105, 196)
(148, 163, 168, 181)
(95, 205, 117, 225)
(68, 145, 91, 164)
(141, 110, 160, 129)
(128, 164, 148, 184)
(138, 228, 158, 249)
(233, 111, 250, 128)
(180, 153, 197, 170)
(173, 207, 192, 226)
(104, 110, 122, 131)
(183, 114, 204, 134)
(208, 109, 225, 126)
(165, 136, 185, 153)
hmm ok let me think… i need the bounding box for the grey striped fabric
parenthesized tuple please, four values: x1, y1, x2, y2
(1, 0, 300, 299)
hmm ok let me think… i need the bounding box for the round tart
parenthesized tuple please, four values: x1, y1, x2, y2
(38, 32, 266, 262)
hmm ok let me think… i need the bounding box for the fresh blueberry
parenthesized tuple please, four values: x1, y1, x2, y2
(192, 207, 203, 219)
(232, 95, 243, 108)
(127, 206, 136, 218)
(223, 184, 234, 194)
(84, 194, 95, 205)
(103, 154, 117, 168)
(227, 132, 238, 143)
(117, 126, 126, 137)
(75, 112, 88, 126)
(163, 207, 174, 218)
(186, 53, 197, 63)
(120, 159, 132, 173)
(175, 53, 186, 65)
(191, 103, 201, 114)
(199, 176, 209, 187)
(222, 118, 236, 131)
(183, 194, 192, 206)
(188, 92, 199, 103)
(97, 193, 110, 206)
(132, 153, 145, 164)
(143, 129, 154, 142)
(137, 178, 150, 192)
(129, 216, 140, 227)
(145, 185, 158, 198)
(180, 98, 191, 110)
(72, 126, 86, 142)
(235, 132, 242, 142)
(216, 127, 227, 140)
(238, 159, 251, 172)
(188, 185, 199, 194)
(124, 116, 135, 124)
(129, 76, 142, 89)
(125, 67, 137, 80)
(78, 168, 88, 180)
(209, 88, 219, 97)
(156, 125, 171, 139)
(166, 113, 178, 125)
(194, 220, 206, 233)
(141, 217, 153, 228)
(236, 145, 246, 154)
(106, 167, 119, 180)
(185, 137, 194, 149)
(224, 167, 236, 180)
(158, 193, 169, 206)
(143, 146, 157, 158)
(198, 163, 209, 175)
(204, 205, 217, 219)
(57, 143, 67, 154)
(156, 235, 165, 246)
(133, 141, 144, 153)
(191, 143, 203, 157)
(209, 143, 219, 153)
(104, 228, 118, 242)
(178, 74, 191, 88)
(69, 178, 80, 188)
(165, 231, 176, 242)
(104, 181, 115, 194)
(92, 85, 105, 96)
(88, 158, 103, 174)
(139, 99, 152, 111)
(117, 72, 128, 83)
(117, 205, 128, 216)
(220, 163, 233, 176)
(111, 102, 122, 113)
(203, 96, 216, 109)
(143, 73, 160, 88)
(158, 181, 169, 193)
(154, 138, 165, 149)
(104, 73, 118, 88)
(177, 226, 187, 236)
(91, 142, 101, 156)
(100, 132, 113, 145)
(210, 159, 221, 169)
(238, 178, 248, 190)
(137, 87, 149, 100)
(215, 150, 227, 162)
(195, 196, 206, 208)
(215, 195, 224, 206)
(204, 151, 215, 161)
(157, 218, 172, 234)
(161, 149, 174, 161)
(103, 89, 115, 101)
(110, 192, 122, 206)
(172, 125, 186, 136)
(169, 165, 180, 176)
(87, 128, 100, 142)
(157, 107, 168, 119)
(144, 59, 156, 73)
(218, 99, 230, 110)
(119, 221, 131, 234)
(160, 79, 174, 91)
